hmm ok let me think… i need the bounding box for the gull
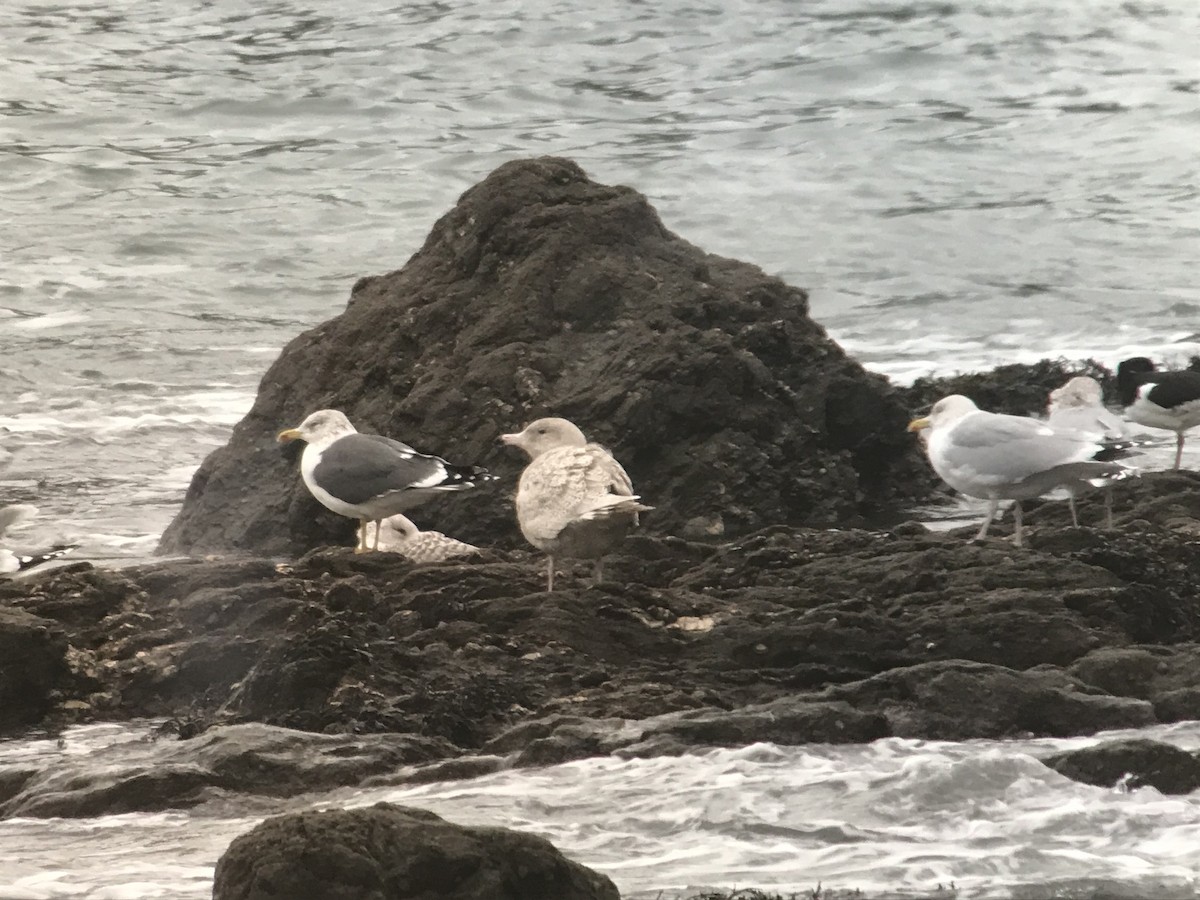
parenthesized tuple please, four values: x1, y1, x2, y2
(373, 514, 481, 563)
(501, 417, 651, 591)
(1046, 375, 1131, 527)
(908, 395, 1134, 547)
(1117, 357, 1200, 470)
(277, 409, 497, 553)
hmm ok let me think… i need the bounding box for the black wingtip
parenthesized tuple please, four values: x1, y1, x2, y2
(16, 544, 78, 572)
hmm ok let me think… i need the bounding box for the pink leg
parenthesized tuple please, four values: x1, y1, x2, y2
(1175, 433, 1185, 470)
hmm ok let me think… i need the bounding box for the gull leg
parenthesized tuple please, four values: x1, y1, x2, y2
(974, 499, 999, 542)
(593, 558, 604, 586)
(1012, 501, 1025, 548)
(1175, 432, 1185, 471)
(546, 555, 555, 592)
(371, 519, 382, 551)
(1067, 493, 1079, 527)
(355, 518, 368, 554)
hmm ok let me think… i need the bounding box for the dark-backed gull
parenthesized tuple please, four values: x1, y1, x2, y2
(277, 409, 496, 553)
(1117, 357, 1200, 470)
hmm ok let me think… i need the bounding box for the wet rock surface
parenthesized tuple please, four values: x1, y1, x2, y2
(160, 156, 928, 557)
(1044, 738, 1200, 795)
(4, 471, 1200, 817)
(0, 723, 454, 818)
(212, 802, 620, 900)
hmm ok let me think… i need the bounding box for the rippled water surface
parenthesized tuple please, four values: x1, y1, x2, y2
(4, 721, 1200, 899)
(2, 1, 1199, 896)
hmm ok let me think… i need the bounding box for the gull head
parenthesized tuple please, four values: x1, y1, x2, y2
(1048, 376, 1104, 413)
(501, 417, 588, 460)
(907, 394, 980, 434)
(277, 409, 357, 445)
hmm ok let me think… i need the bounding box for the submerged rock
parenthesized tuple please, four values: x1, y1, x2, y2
(160, 156, 928, 557)
(1044, 738, 1200, 795)
(212, 802, 620, 900)
(0, 723, 454, 818)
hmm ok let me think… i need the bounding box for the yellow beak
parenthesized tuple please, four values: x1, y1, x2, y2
(276, 428, 303, 443)
(906, 417, 931, 433)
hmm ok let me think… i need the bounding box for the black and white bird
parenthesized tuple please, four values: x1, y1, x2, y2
(1116, 357, 1200, 470)
(0, 504, 77, 576)
(908, 395, 1135, 547)
(277, 409, 497, 553)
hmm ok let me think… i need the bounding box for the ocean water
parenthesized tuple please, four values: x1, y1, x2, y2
(2, 0, 1199, 895)
(3, 720, 1200, 899)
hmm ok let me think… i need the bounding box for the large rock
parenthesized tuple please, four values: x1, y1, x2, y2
(0, 723, 455, 819)
(1044, 738, 1200, 794)
(212, 802, 620, 900)
(0, 607, 72, 733)
(160, 156, 927, 556)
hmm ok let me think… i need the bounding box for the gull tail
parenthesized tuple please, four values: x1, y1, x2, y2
(579, 494, 654, 522)
(428, 463, 501, 491)
(2, 543, 78, 576)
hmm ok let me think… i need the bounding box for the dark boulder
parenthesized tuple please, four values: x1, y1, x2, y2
(0, 607, 72, 733)
(0, 723, 455, 819)
(160, 156, 928, 556)
(211, 802, 620, 900)
(1044, 738, 1200, 794)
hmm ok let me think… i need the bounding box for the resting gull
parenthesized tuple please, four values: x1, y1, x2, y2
(373, 514, 481, 563)
(1046, 376, 1131, 527)
(908, 395, 1134, 547)
(277, 409, 497, 553)
(501, 417, 651, 591)
(1117, 357, 1200, 470)
(0, 504, 76, 576)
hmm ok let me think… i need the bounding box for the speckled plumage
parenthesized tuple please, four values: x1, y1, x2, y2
(374, 514, 481, 563)
(502, 417, 651, 590)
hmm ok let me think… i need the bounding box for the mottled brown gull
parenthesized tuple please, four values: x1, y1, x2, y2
(373, 513, 481, 563)
(501, 417, 651, 591)
(908, 395, 1134, 547)
(1046, 375, 1131, 527)
(277, 409, 497, 553)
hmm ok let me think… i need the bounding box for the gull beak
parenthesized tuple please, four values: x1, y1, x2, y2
(906, 417, 931, 434)
(499, 432, 520, 446)
(276, 428, 303, 443)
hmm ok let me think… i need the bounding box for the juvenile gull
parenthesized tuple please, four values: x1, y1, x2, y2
(501, 417, 651, 591)
(277, 409, 497, 553)
(908, 395, 1134, 547)
(1117, 357, 1200, 470)
(373, 514, 481, 563)
(1046, 376, 1130, 527)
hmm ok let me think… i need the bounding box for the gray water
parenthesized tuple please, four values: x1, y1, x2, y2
(2, 0, 1199, 895)
(3, 720, 1200, 899)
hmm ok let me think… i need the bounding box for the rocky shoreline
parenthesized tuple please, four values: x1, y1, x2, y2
(4, 157, 1199, 896)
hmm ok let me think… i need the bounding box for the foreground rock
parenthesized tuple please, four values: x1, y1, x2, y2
(160, 156, 928, 557)
(0, 723, 455, 818)
(212, 803, 620, 900)
(0, 607, 72, 731)
(1044, 738, 1200, 794)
